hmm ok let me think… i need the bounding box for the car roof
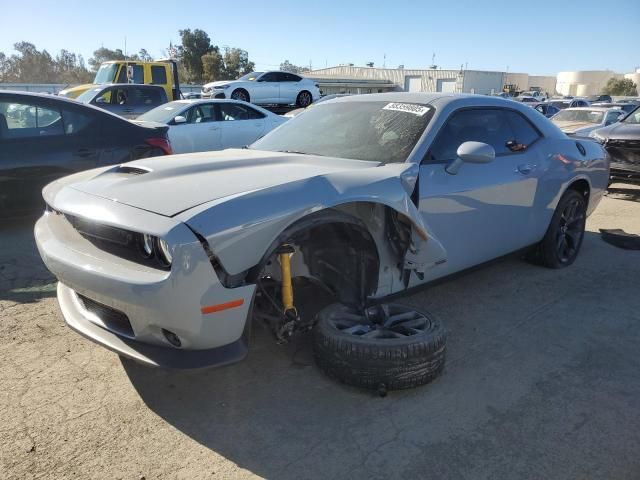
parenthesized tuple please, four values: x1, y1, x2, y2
(561, 107, 623, 112)
(328, 92, 541, 110)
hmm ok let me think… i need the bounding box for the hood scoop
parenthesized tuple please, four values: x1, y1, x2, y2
(111, 165, 152, 176)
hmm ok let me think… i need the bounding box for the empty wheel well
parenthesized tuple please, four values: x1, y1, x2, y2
(249, 209, 380, 306)
(567, 179, 590, 201)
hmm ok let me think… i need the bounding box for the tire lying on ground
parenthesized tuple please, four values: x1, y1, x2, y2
(313, 303, 446, 392)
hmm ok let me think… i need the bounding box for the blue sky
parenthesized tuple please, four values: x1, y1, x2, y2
(1, 0, 638, 75)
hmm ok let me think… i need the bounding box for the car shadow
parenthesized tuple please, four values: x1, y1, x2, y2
(120, 230, 636, 479)
(121, 322, 407, 478)
(0, 214, 56, 303)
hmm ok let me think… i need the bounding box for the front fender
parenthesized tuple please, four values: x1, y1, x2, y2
(179, 163, 428, 275)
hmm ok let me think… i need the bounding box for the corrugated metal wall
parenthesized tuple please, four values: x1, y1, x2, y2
(307, 66, 507, 94)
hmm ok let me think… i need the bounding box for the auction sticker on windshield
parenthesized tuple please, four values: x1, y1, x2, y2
(383, 103, 431, 116)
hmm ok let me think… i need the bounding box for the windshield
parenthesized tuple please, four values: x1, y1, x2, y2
(238, 71, 264, 81)
(553, 109, 604, 124)
(251, 101, 434, 163)
(622, 106, 640, 124)
(94, 63, 119, 84)
(76, 87, 103, 103)
(137, 102, 186, 123)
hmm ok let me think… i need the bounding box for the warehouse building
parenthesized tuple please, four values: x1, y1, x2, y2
(306, 65, 557, 96)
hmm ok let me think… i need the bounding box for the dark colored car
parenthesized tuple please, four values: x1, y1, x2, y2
(591, 102, 640, 114)
(591, 106, 640, 184)
(75, 84, 168, 119)
(587, 94, 613, 103)
(531, 102, 560, 118)
(0, 91, 171, 217)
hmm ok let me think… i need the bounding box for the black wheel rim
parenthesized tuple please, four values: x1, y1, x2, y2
(233, 91, 247, 102)
(327, 304, 430, 339)
(299, 92, 311, 107)
(555, 198, 585, 263)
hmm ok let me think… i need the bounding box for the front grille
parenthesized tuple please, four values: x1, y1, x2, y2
(77, 293, 135, 338)
(59, 213, 169, 271)
(607, 139, 640, 149)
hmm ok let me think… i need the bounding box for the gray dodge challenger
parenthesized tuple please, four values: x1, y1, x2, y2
(35, 93, 609, 389)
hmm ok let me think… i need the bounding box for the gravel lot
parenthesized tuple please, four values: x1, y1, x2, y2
(2, 184, 640, 480)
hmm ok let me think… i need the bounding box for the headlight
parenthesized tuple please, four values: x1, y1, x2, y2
(214, 85, 230, 89)
(140, 234, 154, 258)
(156, 238, 173, 266)
(137, 233, 172, 267)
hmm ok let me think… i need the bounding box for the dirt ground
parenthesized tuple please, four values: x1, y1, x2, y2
(2, 184, 640, 480)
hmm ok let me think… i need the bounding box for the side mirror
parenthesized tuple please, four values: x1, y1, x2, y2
(95, 97, 107, 104)
(173, 115, 187, 124)
(446, 141, 495, 175)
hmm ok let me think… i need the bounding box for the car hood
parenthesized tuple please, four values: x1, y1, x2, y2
(202, 80, 235, 89)
(66, 149, 380, 217)
(596, 122, 640, 140)
(553, 120, 600, 133)
(58, 83, 96, 98)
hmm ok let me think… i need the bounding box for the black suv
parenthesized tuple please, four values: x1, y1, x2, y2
(0, 91, 171, 217)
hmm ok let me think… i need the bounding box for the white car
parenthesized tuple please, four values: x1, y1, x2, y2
(201, 71, 321, 108)
(551, 107, 626, 136)
(136, 99, 287, 154)
(521, 91, 547, 102)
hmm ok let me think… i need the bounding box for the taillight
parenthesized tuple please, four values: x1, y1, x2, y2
(145, 137, 172, 155)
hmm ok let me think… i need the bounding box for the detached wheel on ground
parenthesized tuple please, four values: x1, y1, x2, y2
(531, 189, 587, 268)
(313, 303, 446, 392)
(296, 91, 313, 108)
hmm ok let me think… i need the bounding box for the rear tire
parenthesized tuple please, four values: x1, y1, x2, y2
(313, 303, 446, 391)
(533, 189, 587, 268)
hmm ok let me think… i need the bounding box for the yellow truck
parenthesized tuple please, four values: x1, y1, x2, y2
(59, 59, 180, 101)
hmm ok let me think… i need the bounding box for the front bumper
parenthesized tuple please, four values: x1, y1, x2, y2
(35, 206, 256, 369)
(201, 90, 226, 99)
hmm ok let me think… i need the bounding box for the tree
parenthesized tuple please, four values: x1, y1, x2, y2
(178, 28, 214, 82)
(222, 48, 254, 80)
(602, 77, 638, 96)
(6, 42, 57, 83)
(280, 60, 309, 74)
(0, 52, 9, 82)
(138, 48, 152, 62)
(55, 49, 92, 84)
(201, 50, 224, 81)
(88, 47, 125, 71)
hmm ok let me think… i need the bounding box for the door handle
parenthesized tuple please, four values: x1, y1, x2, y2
(208, 126, 219, 131)
(75, 148, 95, 158)
(516, 164, 536, 175)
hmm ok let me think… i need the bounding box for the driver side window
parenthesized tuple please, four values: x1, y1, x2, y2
(260, 72, 278, 82)
(426, 108, 541, 163)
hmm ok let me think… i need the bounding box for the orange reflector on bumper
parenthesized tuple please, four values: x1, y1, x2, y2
(201, 299, 244, 315)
